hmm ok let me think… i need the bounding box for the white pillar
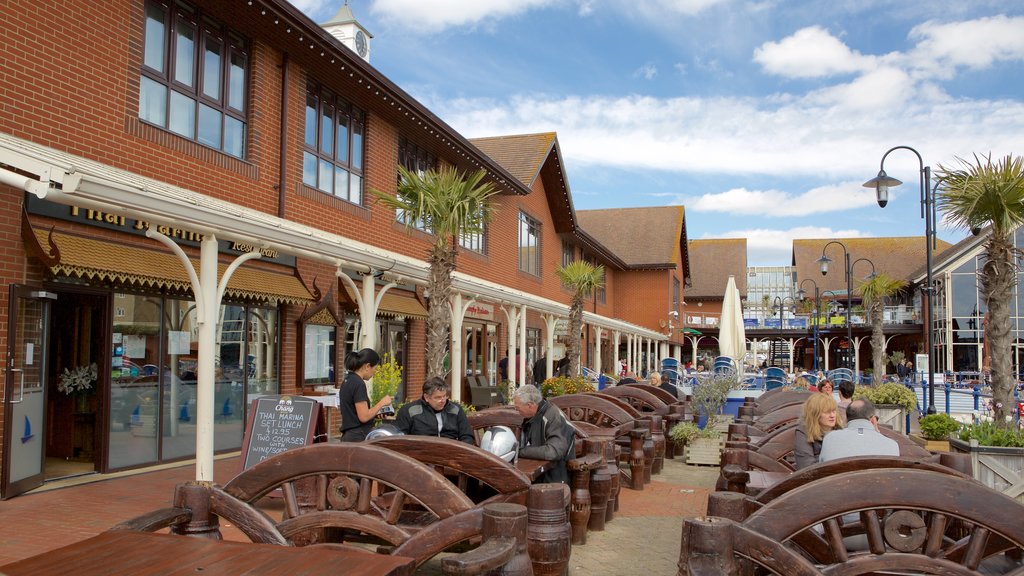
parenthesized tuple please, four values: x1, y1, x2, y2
(449, 293, 466, 402)
(146, 230, 261, 482)
(518, 305, 528, 387)
(612, 330, 621, 376)
(543, 313, 558, 382)
(593, 326, 604, 378)
(502, 305, 520, 384)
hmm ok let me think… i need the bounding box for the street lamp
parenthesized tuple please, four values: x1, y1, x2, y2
(797, 279, 820, 372)
(773, 296, 796, 370)
(817, 241, 876, 370)
(863, 145, 937, 414)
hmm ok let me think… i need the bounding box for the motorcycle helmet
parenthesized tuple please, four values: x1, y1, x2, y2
(366, 423, 404, 441)
(479, 425, 518, 463)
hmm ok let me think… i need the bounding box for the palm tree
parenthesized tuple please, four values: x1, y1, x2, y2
(555, 260, 606, 377)
(373, 166, 498, 378)
(937, 153, 1024, 423)
(858, 273, 906, 384)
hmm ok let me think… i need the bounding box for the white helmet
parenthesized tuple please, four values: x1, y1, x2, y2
(366, 424, 404, 441)
(480, 425, 518, 463)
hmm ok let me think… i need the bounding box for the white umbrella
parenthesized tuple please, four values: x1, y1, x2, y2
(718, 275, 746, 375)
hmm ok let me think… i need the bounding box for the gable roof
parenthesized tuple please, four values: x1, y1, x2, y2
(686, 239, 747, 300)
(791, 237, 953, 294)
(576, 207, 688, 274)
(470, 132, 577, 234)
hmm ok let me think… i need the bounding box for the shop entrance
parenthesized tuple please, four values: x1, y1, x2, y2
(43, 290, 108, 482)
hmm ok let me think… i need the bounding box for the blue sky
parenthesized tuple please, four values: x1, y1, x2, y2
(295, 0, 1024, 265)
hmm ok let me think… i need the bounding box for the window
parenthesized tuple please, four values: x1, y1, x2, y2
(519, 212, 541, 276)
(396, 138, 436, 232)
(303, 85, 366, 204)
(562, 240, 574, 268)
(460, 221, 485, 253)
(140, 0, 248, 157)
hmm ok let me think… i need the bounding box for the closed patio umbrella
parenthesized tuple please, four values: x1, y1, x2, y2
(718, 275, 746, 375)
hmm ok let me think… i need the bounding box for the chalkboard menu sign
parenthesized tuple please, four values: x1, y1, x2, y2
(240, 395, 323, 471)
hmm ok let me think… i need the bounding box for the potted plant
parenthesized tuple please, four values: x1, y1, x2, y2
(679, 421, 725, 466)
(950, 419, 1024, 504)
(669, 421, 700, 459)
(58, 362, 98, 413)
(910, 412, 961, 452)
(692, 372, 740, 428)
(853, 382, 916, 434)
(370, 353, 403, 410)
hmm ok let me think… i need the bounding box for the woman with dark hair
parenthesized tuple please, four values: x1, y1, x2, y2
(339, 348, 393, 442)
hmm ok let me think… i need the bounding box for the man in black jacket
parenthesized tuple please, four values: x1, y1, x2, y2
(513, 384, 575, 484)
(394, 377, 475, 444)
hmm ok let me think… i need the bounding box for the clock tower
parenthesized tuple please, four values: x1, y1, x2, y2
(322, 2, 372, 63)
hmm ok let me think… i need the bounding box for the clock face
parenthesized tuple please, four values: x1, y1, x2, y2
(355, 30, 367, 58)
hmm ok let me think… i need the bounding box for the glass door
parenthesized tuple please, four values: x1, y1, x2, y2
(2, 286, 54, 499)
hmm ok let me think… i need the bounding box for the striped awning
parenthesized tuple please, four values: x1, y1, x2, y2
(341, 285, 427, 319)
(30, 227, 315, 305)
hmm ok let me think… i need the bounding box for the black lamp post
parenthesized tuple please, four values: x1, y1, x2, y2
(863, 146, 937, 414)
(773, 296, 796, 370)
(817, 241, 876, 370)
(797, 279, 820, 372)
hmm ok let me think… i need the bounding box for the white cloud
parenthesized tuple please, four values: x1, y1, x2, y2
(650, 0, 731, 16)
(754, 26, 876, 78)
(577, 0, 594, 16)
(684, 181, 877, 217)
(370, 0, 558, 32)
(712, 226, 868, 265)
(908, 15, 1024, 79)
(635, 63, 658, 80)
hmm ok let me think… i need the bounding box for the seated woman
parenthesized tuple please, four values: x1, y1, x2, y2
(793, 392, 840, 469)
(817, 379, 834, 396)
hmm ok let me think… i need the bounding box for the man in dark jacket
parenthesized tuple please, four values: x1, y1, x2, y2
(513, 384, 575, 484)
(394, 377, 475, 444)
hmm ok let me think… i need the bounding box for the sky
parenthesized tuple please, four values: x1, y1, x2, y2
(295, 0, 1024, 266)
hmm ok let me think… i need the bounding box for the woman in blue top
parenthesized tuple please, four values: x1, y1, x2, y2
(338, 348, 393, 442)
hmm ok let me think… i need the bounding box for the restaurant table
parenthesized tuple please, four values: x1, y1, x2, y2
(516, 457, 552, 481)
(0, 531, 416, 576)
(744, 470, 791, 493)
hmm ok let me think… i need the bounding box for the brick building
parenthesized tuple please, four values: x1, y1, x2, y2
(0, 1, 684, 497)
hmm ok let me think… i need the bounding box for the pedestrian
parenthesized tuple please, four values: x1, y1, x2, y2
(339, 348, 393, 442)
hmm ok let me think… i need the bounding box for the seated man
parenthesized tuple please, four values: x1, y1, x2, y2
(818, 399, 899, 463)
(394, 377, 475, 444)
(513, 384, 575, 484)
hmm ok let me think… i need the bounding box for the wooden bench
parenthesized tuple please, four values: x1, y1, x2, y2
(598, 385, 681, 467)
(110, 443, 530, 573)
(682, 466, 1024, 575)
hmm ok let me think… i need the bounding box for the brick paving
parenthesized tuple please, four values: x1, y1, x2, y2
(0, 453, 719, 574)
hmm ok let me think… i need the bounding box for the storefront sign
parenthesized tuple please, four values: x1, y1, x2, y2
(26, 196, 295, 266)
(464, 301, 495, 321)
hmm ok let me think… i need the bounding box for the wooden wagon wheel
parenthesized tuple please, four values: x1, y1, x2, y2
(752, 389, 811, 416)
(736, 469, 1024, 575)
(370, 436, 532, 505)
(623, 382, 681, 405)
(599, 386, 671, 415)
(217, 443, 475, 564)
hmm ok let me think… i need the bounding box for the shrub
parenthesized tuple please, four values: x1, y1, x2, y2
(541, 376, 595, 398)
(454, 399, 477, 414)
(918, 413, 960, 441)
(668, 421, 719, 446)
(854, 382, 916, 411)
(957, 420, 1024, 447)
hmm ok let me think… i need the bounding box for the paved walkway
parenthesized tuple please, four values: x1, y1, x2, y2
(0, 452, 719, 574)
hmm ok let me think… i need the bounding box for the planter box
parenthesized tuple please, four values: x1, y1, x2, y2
(685, 437, 721, 466)
(875, 405, 907, 435)
(909, 434, 950, 452)
(950, 438, 1024, 505)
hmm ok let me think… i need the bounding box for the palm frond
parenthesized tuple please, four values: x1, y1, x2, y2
(936, 153, 1024, 237)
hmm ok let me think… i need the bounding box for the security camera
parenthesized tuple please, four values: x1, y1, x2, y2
(669, 311, 679, 317)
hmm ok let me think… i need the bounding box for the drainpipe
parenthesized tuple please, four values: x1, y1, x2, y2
(278, 53, 289, 218)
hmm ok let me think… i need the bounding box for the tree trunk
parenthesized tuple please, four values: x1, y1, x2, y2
(567, 296, 584, 377)
(870, 300, 885, 385)
(981, 234, 1016, 423)
(426, 242, 455, 379)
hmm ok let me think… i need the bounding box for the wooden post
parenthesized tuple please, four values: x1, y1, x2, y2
(170, 482, 221, 539)
(567, 458, 592, 545)
(584, 439, 611, 532)
(629, 429, 646, 490)
(678, 517, 737, 576)
(650, 414, 666, 474)
(527, 483, 572, 576)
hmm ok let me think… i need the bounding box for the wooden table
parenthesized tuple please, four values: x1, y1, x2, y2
(744, 470, 790, 492)
(516, 457, 552, 481)
(0, 531, 416, 576)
